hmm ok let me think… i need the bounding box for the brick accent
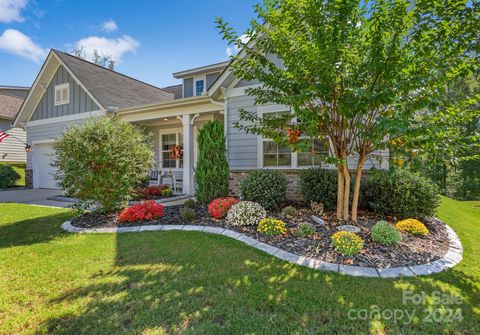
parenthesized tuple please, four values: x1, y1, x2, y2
(25, 169, 33, 188)
(229, 169, 302, 202)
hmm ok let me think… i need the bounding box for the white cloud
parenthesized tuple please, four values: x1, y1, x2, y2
(226, 34, 250, 57)
(100, 19, 118, 32)
(0, 0, 27, 23)
(73, 35, 139, 62)
(0, 29, 47, 63)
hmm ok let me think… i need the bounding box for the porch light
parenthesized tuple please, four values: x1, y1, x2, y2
(163, 118, 168, 121)
(25, 144, 32, 153)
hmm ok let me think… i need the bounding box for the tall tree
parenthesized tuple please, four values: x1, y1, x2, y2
(71, 46, 116, 70)
(217, 0, 479, 221)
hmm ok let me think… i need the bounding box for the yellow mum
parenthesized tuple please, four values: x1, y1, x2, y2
(395, 219, 429, 236)
(331, 231, 364, 256)
(257, 218, 287, 236)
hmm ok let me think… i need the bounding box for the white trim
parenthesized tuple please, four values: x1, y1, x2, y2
(225, 84, 262, 98)
(173, 61, 230, 79)
(32, 139, 56, 189)
(193, 75, 206, 96)
(158, 128, 183, 170)
(25, 110, 104, 127)
(54, 83, 70, 106)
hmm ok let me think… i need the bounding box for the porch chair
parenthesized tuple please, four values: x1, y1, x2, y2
(149, 170, 161, 186)
(172, 171, 183, 193)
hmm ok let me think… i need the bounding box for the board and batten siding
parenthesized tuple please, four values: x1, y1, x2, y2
(0, 119, 26, 162)
(226, 93, 389, 171)
(26, 116, 101, 170)
(31, 65, 100, 121)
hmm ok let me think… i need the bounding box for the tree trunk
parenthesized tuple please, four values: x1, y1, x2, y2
(342, 162, 350, 221)
(336, 164, 345, 220)
(351, 155, 366, 222)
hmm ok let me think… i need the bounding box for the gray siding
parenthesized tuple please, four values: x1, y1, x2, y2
(26, 115, 103, 169)
(206, 72, 221, 89)
(0, 88, 29, 99)
(226, 93, 388, 171)
(183, 78, 193, 98)
(0, 119, 26, 162)
(31, 65, 100, 121)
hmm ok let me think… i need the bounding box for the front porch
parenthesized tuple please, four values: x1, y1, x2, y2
(117, 96, 224, 195)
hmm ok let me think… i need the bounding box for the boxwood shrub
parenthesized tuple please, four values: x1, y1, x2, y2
(0, 165, 20, 189)
(363, 169, 440, 219)
(239, 170, 287, 210)
(299, 168, 338, 211)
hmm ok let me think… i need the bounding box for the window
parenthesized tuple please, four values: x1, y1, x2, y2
(262, 111, 292, 167)
(54, 83, 70, 106)
(195, 79, 205, 96)
(298, 139, 330, 166)
(161, 133, 183, 169)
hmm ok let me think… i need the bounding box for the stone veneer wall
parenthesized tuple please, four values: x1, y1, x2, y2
(229, 169, 303, 202)
(26, 169, 33, 188)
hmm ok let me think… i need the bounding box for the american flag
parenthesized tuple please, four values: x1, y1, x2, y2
(0, 130, 9, 143)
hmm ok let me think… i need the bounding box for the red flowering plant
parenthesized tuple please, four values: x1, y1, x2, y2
(208, 197, 239, 219)
(118, 200, 164, 223)
(134, 185, 170, 200)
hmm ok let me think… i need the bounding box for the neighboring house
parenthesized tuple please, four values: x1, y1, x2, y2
(14, 49, 388, 197)
(0, 86, 29, 163)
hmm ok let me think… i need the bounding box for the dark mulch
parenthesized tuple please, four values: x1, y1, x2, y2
(71, 205, 450, 268)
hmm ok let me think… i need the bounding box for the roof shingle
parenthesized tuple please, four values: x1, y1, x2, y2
(0, 93, 24, 119)
(53, 50, 175, 109)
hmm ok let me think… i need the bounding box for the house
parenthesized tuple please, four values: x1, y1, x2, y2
(13, 49, 388, 197)
(0, 86, 29, 163)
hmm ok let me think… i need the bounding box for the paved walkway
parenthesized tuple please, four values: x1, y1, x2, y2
(61, 220, 463, 278)
(0, 189, 70, 208)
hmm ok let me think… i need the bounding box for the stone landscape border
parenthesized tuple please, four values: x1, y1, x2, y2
(61, 220, 463, 278)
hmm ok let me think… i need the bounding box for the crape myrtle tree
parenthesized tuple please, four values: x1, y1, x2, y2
(216, 0, 479, 221)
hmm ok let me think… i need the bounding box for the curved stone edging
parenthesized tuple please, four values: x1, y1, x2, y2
(61, 221, 463, 278)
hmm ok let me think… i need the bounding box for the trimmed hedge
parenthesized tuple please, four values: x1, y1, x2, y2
(0, 164, 20, 189)
(239, 170, 287, 210)
(363, 169, 440, 219)
(299, 168, 338, 211)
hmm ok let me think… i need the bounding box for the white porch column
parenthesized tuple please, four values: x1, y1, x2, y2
(182, 114, 195, 195)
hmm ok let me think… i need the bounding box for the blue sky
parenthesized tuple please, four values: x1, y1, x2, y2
(0, 0, 258, 88)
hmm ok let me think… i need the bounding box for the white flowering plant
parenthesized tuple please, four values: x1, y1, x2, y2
(226, 201, 266, 226)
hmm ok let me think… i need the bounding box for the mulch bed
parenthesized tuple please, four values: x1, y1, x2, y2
(71, 205, 450, 268)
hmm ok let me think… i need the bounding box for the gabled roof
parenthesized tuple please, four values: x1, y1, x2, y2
(53, 50, 174, 109)
(0, 93, 24, 120)
(173, 61, 230, 79)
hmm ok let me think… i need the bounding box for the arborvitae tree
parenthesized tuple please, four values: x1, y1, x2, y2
(195, 120, 229, 203)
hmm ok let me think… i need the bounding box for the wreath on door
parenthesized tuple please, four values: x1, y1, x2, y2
(169, 144, 183, 160)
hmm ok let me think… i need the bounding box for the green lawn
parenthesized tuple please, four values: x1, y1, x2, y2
(0, 162, 26, 186)
(0, 197, 478, 334)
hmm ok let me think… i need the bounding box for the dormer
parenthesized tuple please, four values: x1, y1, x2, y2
(173, 61, 230, 98)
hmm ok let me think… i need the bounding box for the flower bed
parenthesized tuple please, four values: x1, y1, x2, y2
(133, 185, 174, 200)
(70, 204, 450, 268)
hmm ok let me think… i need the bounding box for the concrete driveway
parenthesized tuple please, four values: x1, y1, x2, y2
(0, 188, 70, 208)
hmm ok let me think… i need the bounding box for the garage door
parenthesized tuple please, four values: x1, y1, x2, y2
(35, 143, 59, 189)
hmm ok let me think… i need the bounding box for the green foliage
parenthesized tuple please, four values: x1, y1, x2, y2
(363, 169, 440, 219)
(161, 188, 174, 197)
(282, 205, 298, 217)
(195, 120, 229, 204)
(299, 168, 338, 211)
(183, 199, 197, 209)
(180, 207, 196, 222)
(331, 231, 364, 257)
(53, 116, 153, 213)
(0, 164, 20, 188)
(239, 170, 287, 210)
(371, 221, 401, 246)
(257, 218, 287, 236)
(292, 223, 316, 239)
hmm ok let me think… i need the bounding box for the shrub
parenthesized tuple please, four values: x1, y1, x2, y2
(282, 205, 298, 217)
(53, 117, 153, 213)
(331, 231, 364, 256)
(195, 120, 229, 204)
(180, 207, 196, 222)
(239, 170, 287, 210)
(0, 165, 20, 189)
(135, 185, 169, 199)
(363, 169, 440, 219)
(208, 197, 239, 219)
(118, 200, 164, 222)
(161, 188, 174, 197)
(226, 201, 266, 226)
(299, 168, 338, 211)
(292, 223, 316, 238)
(257, 218, 287, 236)
(183, 199, 197, 209)
(371, 220, 401, 246)
(395, 219, 429, 236)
